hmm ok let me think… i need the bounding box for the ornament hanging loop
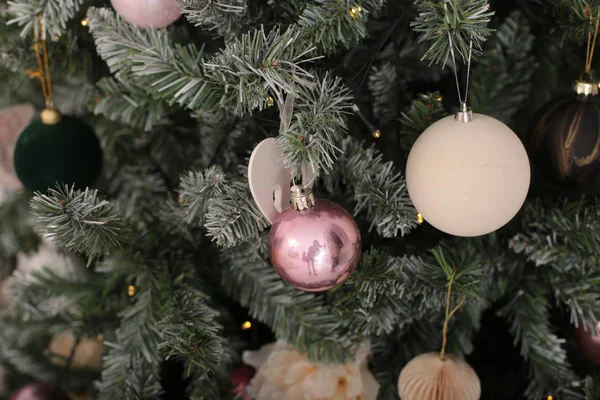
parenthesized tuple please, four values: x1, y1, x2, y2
(583, 6, 600, 77)
(447, 30, 474, 123)
(32, 16, 60, 124)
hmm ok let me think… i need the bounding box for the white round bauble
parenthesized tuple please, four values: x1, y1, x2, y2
(406, 114, 531, 237)
(397, 353, 480, 400)
(110, 0, 181, 29)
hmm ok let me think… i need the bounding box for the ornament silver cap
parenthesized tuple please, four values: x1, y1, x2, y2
(290, 185, 315, 211)
(573, 80, 599, 96)
(454, 102, 473, 123)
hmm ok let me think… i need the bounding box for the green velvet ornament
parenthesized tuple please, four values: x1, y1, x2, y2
(13, 114, 103, 193)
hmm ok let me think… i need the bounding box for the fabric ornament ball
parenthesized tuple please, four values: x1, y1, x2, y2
(406, 111, 530, 237)
(529, 80, 600, 193)
(0, 104, 35, 190)
(243, 340, 379, 400)
(47, 332, 104, 370)
(13, 110, 102, 194)
(110, 0, 182, 28)
(10, 383, 70, 400)
(574, 320, 600, 364)
(269, 186, 361, 292)
(397, 353, 480, 400)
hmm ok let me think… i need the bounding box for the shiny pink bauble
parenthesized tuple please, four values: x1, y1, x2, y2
(269, 199, 361, 292)
(574, 321, 600, 364)
(110, 0, 181, 29)
(10, 383, 70, 400)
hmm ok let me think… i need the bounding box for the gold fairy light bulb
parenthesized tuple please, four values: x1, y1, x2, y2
(241, 321, 252, 330)
(128, 285, 136, 297)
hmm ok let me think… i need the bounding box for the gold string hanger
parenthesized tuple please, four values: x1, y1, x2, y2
(30, 16, 61, 124)
(584, 6, 600, 79)
(439, 269, 466, 360)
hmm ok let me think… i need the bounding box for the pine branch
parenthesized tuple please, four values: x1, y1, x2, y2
(554, 0, 600, 42)
(7, 0, 83, 38)
(468, 11, 537, 123)
(368, 62, 399, 124)
(334, 136, 417, 238)
(176, 0, 246, 39)
(297, 0, 386, 54)
(509, 199, 600, 330)
(158, 286, 224, 376)
(29, 185, 122, 261)
(87, 7, 221, 111)
(203, 26, 319, 116)
(399, 92, 446, 146)
(92, 77, 171, 132)
(276, 72, 353, 176)
(221, 237, 358, 363)
(204, 178, 269, 247)
(498, 275, 578, 399)
(412, 0, 495, 66)
(97, 345, 163, 400)
(178, 166, 227, 226)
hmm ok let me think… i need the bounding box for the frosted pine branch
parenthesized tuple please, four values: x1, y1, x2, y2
(30, 185, 122, 261)
(222, 239, 358, 363)
(87, 7, 221, 111)
(412, 0, 494, 66)
(204, 179, 268, 247)
(177, 0, 246, 39)
(178, 166, 227, 226)
(297, 0, 386, 54)
(335, 137, 417, 238)
(93, 77, 170, 132)
(277, 73, 353, 176)
(7, 0, 83, 38)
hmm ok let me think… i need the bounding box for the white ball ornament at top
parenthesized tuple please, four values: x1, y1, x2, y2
(110, 0, 182, 29)
(406, 108, 531, 237)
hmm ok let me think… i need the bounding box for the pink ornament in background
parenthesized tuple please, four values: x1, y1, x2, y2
(574, 321, 600, 364)
(110, 0, 182, 29)
(269, 186, 361, 292)
(229, 366, 254, 400)
(10, 383, 70, 400)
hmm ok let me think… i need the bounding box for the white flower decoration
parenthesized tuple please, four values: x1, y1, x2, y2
(243, 340, 379, 400)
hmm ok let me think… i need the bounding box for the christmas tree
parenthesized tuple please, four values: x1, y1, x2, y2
(0, 0, 599, 399)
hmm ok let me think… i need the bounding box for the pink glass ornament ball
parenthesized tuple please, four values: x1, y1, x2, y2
(574, 321, 600, 364)
(110, 0, 182, 29)
(269, 199, 361, 292)
(10, 383, 70, 400)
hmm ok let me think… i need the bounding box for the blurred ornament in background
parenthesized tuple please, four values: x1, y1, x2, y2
(574, 320, 600, 364)
(243, 341, 379, 400)
(397, 353, 481, 400)
(110, 0, 182, 29)
(10, 383, 70, 400)
(406, 110, 530, 237)
(47, 332, 104, 371)
(268, 186, 361, 292)
(229, 366, 254, 400)
(0, 104, 34, 190)
(529, 79, 600, 193)
(13, 110, 103, 194)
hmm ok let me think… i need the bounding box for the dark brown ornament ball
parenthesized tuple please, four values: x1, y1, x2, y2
(529, 92, 600, 193)
(10, 383, 70, 400)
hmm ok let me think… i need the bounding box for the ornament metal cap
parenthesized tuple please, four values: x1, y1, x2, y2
(455, 102, 473, 123)
(573, 80, 599, 96)
(290, 185, 315, 211)
(40, 107, 61, 125)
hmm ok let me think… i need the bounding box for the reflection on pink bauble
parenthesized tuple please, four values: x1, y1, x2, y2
(269, 199, 361, 292)
(575, 321, 600, 364)
(10, 383, 70, 400)
(110, 0, 181, 28)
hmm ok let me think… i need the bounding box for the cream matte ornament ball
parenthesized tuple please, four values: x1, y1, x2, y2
(110, 0, 182, 28)
(397, 353, 481, 400)
(406, 114, 531, 237)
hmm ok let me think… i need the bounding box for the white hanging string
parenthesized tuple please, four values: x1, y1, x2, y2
(447, 32, 473, 109)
